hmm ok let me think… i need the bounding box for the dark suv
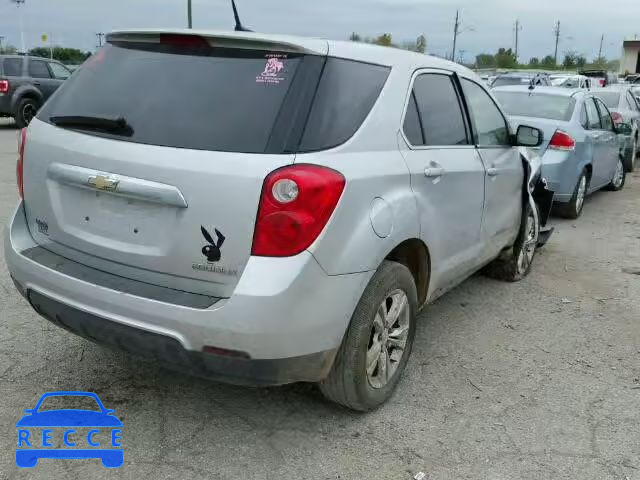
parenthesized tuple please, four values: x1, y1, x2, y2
(0, 55, 72, 127)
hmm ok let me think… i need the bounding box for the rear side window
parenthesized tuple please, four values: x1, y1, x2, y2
(29, 60, 52, 79)
(407, 73, 468, 146)
(297, 58, 389, 152)
(596, 99, 614, 131)
(403, 92, 424, 145)
(585, 98, 602, 129)
(3, 58, 23, 76)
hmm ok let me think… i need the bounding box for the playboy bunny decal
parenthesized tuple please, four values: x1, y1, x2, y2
(200, 226, 226, 263)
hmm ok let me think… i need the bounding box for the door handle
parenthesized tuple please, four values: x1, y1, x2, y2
(33, 81, 41, 86)
(487, 167, 499, 177)
(424, 167, 445, 178)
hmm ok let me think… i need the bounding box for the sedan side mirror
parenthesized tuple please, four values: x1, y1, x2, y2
(616, 122, 633, 136)
(515, 125, 544, 147)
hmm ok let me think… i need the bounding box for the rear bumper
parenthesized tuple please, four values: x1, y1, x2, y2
(541, 150, 580, 204)
(0, 94, 12, 115)
(5, 203, 372, 385)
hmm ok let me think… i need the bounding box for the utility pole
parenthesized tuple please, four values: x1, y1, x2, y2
(0, 36, 5, 51)
(553, 21, 561, 66)
(452, 10, 460, 62)
(187, 0, 193, 28)
(95, 32, 105, 49)
(514, 19, 522, 63)
(598, 33, 604, 60)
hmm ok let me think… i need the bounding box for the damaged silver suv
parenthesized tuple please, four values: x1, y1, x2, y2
(5, 29, 553, 411)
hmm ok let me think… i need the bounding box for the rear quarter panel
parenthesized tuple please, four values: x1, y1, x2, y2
(303, 61, 421, 276)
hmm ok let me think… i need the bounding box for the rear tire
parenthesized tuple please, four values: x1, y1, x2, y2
(484, 201, 539, 282)
(606, 157, 626, 191)
(556, 170, 588, 219)
(15, 97, 38, 128)
(625, 137, 636, 173)
(319, 261, 418, 412)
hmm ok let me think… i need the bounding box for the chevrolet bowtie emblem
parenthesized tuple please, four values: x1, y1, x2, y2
(88, 175, 119, 192)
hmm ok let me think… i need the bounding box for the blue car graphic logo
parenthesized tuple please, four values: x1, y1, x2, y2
(16, 391, 123, 468)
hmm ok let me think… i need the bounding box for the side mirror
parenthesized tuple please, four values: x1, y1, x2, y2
(616, 122, 633, 136)
(515, 125, 544, 147)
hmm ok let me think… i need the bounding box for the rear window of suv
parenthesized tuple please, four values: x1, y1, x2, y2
(2, 58, 23, 76)
(38, 40, 390, 154)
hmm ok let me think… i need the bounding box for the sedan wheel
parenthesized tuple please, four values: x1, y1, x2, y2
(575, 174, 587, 215)
(516, 206, 539, 277)
(607, 158, 626, 192)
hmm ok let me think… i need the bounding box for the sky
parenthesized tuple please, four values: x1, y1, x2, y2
(0, 0, 637, 63)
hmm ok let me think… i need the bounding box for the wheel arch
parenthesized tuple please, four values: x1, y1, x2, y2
(384, 238, 430, 306)
(10, 86, 43, 113)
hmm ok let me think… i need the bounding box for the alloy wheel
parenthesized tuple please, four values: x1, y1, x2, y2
(612, 159, 624, 189)
(366, 290, 410, 389)
(575, 175, 587, 215)
(516, 207, 538, 275)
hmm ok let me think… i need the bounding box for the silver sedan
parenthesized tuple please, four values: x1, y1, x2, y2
(494, 86, 626, 219)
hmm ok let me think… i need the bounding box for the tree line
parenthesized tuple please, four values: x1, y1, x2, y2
(475, 47, 619, 71)
(349, 32, 427, 53)
(0, 45, 92, 64)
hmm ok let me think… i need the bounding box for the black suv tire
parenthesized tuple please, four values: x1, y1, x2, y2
(15, 97, 39, 128)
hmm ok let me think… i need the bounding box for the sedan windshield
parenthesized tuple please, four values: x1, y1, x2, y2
(493, 91, 576, 121)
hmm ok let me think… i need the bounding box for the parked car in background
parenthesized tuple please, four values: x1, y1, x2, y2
(491, 72, 552, 88)
(6, 29, 554, 412)
(624, 74, 640, 84)
(494, 86, 626, 219)
(579, 69, 617, 87)
(551, 75, 592, 89)
(0, 55, 72, 127)
(591, 85, 640, 172)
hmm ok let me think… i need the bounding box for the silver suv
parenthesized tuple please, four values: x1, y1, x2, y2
(5, 30, 553, 411)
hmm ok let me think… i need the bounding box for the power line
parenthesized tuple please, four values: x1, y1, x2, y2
(553, 21, 561, 66)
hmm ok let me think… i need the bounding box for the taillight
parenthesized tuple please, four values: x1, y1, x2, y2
(610, 111, 623, 125)
(17, 128, 26, 199)
(0, 79, 9, 94)
(599, 79, 606, 86)
(549, 130, 575, 151)
(252, 165, 346, 257)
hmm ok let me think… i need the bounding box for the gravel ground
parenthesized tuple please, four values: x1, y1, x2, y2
(0, 118, 638, 480)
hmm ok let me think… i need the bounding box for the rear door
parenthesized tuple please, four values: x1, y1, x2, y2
(584, 97, 608, 187)
(398, 70, 485, 291)
(27, 58, 58, 101)
(24, 35, 329, 297)
(594, 98, 620, 185)
(460, 78, 523, 257)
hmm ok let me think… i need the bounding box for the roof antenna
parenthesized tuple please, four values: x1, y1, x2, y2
(232, 0, 253, 32)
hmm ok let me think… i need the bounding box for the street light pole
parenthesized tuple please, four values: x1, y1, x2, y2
(11, 0, 26, 53)
(187, 0, 193, 28)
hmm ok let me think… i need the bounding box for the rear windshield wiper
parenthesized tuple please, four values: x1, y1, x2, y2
(50, 115, 134, 137)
